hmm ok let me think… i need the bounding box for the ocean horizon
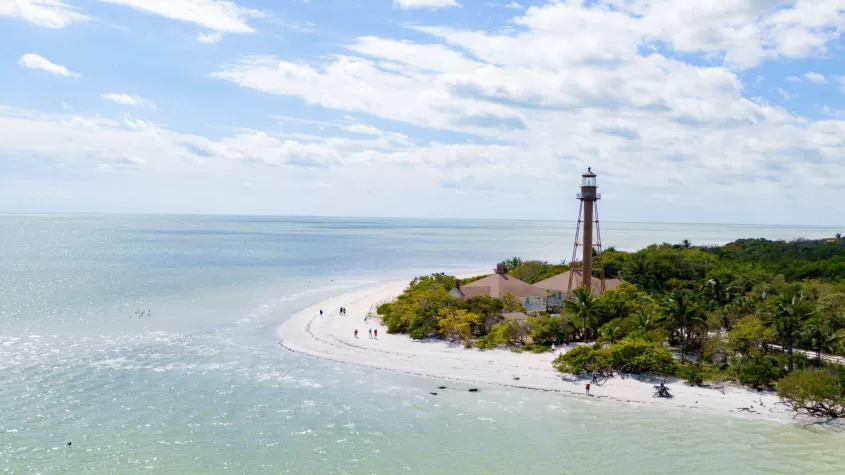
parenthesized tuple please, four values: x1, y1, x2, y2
(3, 215, 845, 473)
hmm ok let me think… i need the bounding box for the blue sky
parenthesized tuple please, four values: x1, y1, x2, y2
(2, 0, 845, 225)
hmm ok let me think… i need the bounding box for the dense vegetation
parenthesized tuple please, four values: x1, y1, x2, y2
(379, 237, 845, 418)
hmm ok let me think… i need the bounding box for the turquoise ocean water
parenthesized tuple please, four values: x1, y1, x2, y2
(2, 215, 845, 474)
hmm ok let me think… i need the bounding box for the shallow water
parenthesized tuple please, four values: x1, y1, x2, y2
(2, 215, 844, 474)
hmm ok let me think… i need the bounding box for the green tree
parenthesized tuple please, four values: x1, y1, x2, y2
(701, 274, 737, 310)
(778, 369, 845, 418)
(734, 353, 783, 389)
(608, 338, 676, 375)
(565, 287, 603, 342)
(528, 314, 569, 346)
(437, 308, 481, 343)
(599, 324, 622, 344)
(659, 290, 707, 363)
(635, 309, 655, 332)
(802, 319, 844, 363)
(769, 293, 815, 372)
(500, 256, 523, 273)
(552, 346, 611, 375)
(623, 254, 662, 291)
(501, 293, 526, 313)
(728, 314, 776, 353)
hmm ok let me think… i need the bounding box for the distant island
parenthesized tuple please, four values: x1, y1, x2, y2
(376, 236, 845, 419)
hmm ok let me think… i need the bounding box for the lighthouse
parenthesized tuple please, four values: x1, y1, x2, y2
(567, 168, 605, 296)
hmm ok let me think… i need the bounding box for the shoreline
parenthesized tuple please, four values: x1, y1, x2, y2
(277, 276, 835, 426)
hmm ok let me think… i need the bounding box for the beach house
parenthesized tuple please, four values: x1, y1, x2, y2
(449, 264, 548, 313)
(533, 271, 622, 307)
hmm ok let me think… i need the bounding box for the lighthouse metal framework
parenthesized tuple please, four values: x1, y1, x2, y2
(567, 168, 605, 298)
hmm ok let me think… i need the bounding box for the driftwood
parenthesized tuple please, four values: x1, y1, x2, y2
(781, 400, 845, 419)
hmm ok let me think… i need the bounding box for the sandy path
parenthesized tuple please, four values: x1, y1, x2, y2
(277, 276, 809, 424)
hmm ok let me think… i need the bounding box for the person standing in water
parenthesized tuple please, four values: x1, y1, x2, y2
(586, 383, 591, 396)
(368, 328, 373, 339)
(354, 329, 358, 338)
(374, 329, 378, 339)
(320, 309, 323, 316)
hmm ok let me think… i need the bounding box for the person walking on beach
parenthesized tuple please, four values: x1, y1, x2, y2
(586, 383, 591, 396)
(374, 329, 378, 339)
(369, 328, 373, 339)
(364, 314, 368, 323)
(320, 309, 323, 316)
(354, 329, 359, 338)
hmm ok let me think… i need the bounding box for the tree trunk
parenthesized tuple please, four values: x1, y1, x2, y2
(583, 316, 588, 342)
(787, 337, 794, 373)
(680, 330, 687, 364)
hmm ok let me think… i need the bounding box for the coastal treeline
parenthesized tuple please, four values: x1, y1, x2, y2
(377, 271, 567, 351)
(378, 237, 845, 418)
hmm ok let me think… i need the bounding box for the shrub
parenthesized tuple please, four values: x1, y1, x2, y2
(677, 364, 705, 386)
(609, 339, 677, 375)
(733, 354, 783, 389)
(631, 345, 677, 375)
(408, 313, 438, 340)
(524, 343, 551, 354)
(475, 335, 498, 350)
(528, 314, 567, 345)
(778, 369, 845, 418)
(552, 346, 611, 375)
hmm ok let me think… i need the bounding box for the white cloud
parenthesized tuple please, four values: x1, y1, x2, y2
(785, 76, 801, 82)
(504, 2, 522, 8)
(18, 53, 79, 78)
(206, 1, 845, 223)
(118, 155, 146, 166)
(0, 0, 89, 28)
(7, 0, 845, 223)
(778, 88, 792, 100)
(346, 124, 384, 136)
(805, 72, 826, 84)
(101, 93, 157, 110)
(197, 32, 223, 43)
(97, 0, 262, 33)
(394, 0, 460, 10)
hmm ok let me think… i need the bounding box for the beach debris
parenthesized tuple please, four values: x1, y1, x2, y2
(437, 386, 446, 389)
(513, 376, 520, 381)
(430, 392, 438, 396)
(67, 442, 71, 446)
(468, 388, 478, 392)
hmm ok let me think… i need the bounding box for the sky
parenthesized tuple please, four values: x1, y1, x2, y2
(2, 0, 845, 225)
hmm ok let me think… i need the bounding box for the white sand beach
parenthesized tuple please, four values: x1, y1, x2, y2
(278, 277, 811, 424)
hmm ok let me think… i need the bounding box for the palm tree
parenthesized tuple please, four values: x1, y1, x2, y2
(659, 290, 707, 363)
(624, 254, 661, 291)
(702, 277, 735, 309)
(565, 287, 603, 342)
(635, 309, 655, 332)
(600, 325, 622, 344)
(681, 239, 692, 249)
(501, 256, 523, 273)
(802, 319, 844, 363)
(770, 293, 815, 372)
